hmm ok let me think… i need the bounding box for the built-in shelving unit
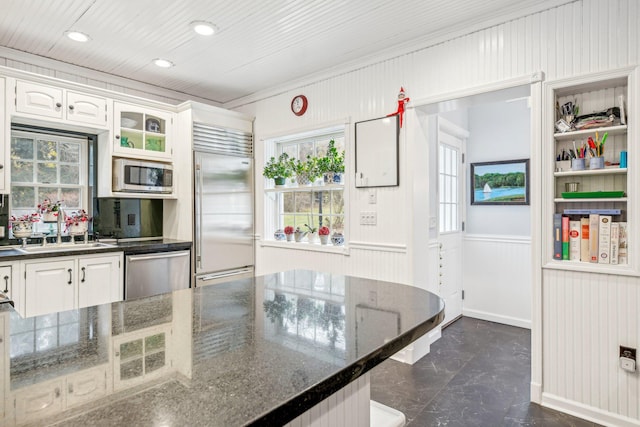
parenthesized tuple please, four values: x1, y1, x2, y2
(543, 67, 638, 274)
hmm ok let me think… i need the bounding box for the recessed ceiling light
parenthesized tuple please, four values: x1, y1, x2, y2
(152, 58, 175, 68)
(65, 31, 91, 42)
(191, 21, 217, 36)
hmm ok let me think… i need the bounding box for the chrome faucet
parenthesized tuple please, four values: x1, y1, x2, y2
(56, 208, 65, 245)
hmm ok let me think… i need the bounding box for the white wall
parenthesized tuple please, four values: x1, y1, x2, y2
(1, 1, 639, 425)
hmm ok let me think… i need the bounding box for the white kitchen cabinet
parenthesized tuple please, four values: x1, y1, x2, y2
(113, 324, 171, 391)
(13, 379, 64, 425)
(0, 314, 5, 421)
(15, 80, 108, 127)
(65, 365, 107, 408)
(113, 102, 174, 161)
(78, 255, 122, 309)
(0, 265, 13, 299)
(21, 253, 123, 318)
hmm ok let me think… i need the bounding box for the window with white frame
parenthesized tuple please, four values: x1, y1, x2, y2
(265, 127, 345, 239)
(10, 130, 88, 233)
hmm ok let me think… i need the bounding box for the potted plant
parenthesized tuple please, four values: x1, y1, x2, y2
(38, 198, 62, 222)
(263, 152, 292, 187)
(294, 226, 306, 242)
(322, 139, 345, 184)
(65, 210, 91, 235)
(305, 155, 323, 185)
(304, 222, 318, 243)
(284, 226, 295, 241)
(318, 226, 330, 245)
(291, 157, 310, 186)
(10, 213, 40, 238)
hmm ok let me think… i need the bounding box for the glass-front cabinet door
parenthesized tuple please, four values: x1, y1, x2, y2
(113, 102, 173, 160)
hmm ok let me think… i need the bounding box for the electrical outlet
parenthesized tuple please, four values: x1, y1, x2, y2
(359, 211, 377, 225)
(620, 346, 637, 373)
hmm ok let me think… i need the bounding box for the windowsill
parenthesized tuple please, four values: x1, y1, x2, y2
(260, 240, 349, 255)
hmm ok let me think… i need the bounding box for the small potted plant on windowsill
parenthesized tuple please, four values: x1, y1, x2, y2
(321, 139, 345, 184)
(263, 152, 292, 187)
(304, 222, 318, 243)
(284, 226, 295, 242)
(38, 198, 62, 222)
(65, 210, 91, 235)
(318, 226, 330, 245)
(294, 226, 306, 242)
(10, 213, 40, 238)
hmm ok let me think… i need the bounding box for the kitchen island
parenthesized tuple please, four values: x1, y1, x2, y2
(0, 270, 444, 426)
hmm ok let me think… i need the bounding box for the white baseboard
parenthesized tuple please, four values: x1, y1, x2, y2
(542, 393, 640, 427)
(530, 382, 542, 404)
(462, 308, 531, 329)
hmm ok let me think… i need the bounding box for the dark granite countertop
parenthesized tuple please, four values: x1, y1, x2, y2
(2, 270, 444, 426)
(0, 238, 191, 260)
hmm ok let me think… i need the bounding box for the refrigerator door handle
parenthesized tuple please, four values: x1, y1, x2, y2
(195, 162, 203, 270)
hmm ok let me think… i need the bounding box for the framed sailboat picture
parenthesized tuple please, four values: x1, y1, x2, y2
(470, 159, 530, 205)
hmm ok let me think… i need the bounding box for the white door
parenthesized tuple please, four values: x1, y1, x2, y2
(16, 81, 64, 119)
(25, 259, 75, 317)
(437, 118, 467, 327)
(66, 91, 108, 127)
(78, 254, 122, 308)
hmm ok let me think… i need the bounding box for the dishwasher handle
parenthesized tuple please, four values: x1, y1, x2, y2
(127, 251, 190, 262)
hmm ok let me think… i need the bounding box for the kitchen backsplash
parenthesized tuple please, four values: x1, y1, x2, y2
(93, 198, 162, 239)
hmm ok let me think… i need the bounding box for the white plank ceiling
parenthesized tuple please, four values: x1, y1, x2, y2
(0, 0, 570, 104)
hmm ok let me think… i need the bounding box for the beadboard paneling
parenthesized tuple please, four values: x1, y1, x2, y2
(542, 269, 640, 425)
(462, 235, 532, 329)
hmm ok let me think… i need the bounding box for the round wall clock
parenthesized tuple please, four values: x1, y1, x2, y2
(291, 95, 308, 116)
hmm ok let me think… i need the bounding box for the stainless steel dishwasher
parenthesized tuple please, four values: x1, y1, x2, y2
(124, 249, 191, 300)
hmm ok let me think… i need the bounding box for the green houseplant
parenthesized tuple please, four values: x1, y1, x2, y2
(263, 152, 292, 186)
(322, 139, 345, 184)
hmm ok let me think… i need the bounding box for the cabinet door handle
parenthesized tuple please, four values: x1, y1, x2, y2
(115, 134, 120, 139)
(55, 387, 61, 398)
(0, 164, 4, 170)
(67, 268, 72, 285)
(81, 267, 86, 283)
(55, 102, 62, 108)
(3, 275, 8, 293)
(68, 104, 75, 110)
(68, 383, 74, 394)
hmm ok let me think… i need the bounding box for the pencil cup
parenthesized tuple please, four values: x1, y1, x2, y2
(589, 156, 604, 170)
(571, 158, 585, 171)
(555, 160, 571, 171)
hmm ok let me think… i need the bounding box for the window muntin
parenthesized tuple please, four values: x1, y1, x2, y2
(439, 143, 459, 234)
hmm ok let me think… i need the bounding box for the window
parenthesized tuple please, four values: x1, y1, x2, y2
(265, 127, 345, 240)
(10, 129, 88, 233)
(439, 143, 460, 233)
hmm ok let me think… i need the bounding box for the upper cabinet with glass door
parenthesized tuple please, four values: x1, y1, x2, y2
(113, 102, 174, 161)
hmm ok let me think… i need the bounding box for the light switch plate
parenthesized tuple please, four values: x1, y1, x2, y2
(368, 190, 377, 204)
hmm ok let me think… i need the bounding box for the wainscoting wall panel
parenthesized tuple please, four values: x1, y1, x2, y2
(462, 235, 532, 329)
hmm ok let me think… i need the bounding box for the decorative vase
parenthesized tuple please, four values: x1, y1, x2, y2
(68, 222, 88, 235)
(11, 221, 33, 238)
(324, 172, 343, 185)
(42, 212, 58, 222)
(331, 232, 345, 246)
(307, 232, 318, 243)
(319, 234, 329, 245)
(274, 177, 286, 187)
(332, 173, 343, 184)
(285, 233, 293, 242)
(296, 173, 311, 186)
(294, 230, 306, 242)
(274, 229, 286, 241)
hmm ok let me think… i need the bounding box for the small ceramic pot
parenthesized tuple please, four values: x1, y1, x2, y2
(294, 231, 306, 242)
(307, 232, 318, 243)
(331, 232, 345, 246)
(319, 234, 329, 245)
(11, 221, 33, 238)
(68, 223, 88, 235)
(274, 229, 286, 241)
(296, 173, 311, 186)
(274, 177, 286, 187)
(42, 212, 58, 222)
(285, 233, 293, 241)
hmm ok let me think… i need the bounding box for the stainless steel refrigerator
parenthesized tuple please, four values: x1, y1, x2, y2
(193, 123, 254, 286)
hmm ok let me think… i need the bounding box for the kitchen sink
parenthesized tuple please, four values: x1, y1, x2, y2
(18, 242, 117, 253)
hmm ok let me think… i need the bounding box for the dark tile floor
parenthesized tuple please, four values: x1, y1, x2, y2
(370, 317, 601, 427)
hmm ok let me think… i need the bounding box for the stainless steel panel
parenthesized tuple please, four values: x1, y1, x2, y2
(194, 152, 254, 276)
(125, 250, 191, 300)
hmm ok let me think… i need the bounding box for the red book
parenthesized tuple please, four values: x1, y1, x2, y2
(562, 216, 570, 260)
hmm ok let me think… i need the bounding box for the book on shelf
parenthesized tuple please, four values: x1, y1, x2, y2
(619, 222, 628, 264)
(580, 217, 590, 262)
(598, 215, 612, 264)
(589, 214, 599, 263)
(562, 216, 570, 260)
(553, 213, 562, 260)
(569, 220, 580, 261)
(610, 222, 620, 265)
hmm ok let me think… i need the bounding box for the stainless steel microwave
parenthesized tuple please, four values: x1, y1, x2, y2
(112, 158, 173, 194)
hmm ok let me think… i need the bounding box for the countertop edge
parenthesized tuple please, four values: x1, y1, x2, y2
(249, 303, 445, 426)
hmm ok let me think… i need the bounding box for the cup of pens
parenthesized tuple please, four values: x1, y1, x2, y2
(571, 158, 585, 170)
(587, 132, 607, 169)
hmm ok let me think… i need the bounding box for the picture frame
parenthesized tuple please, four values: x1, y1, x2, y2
(470, 158, 530, 205)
